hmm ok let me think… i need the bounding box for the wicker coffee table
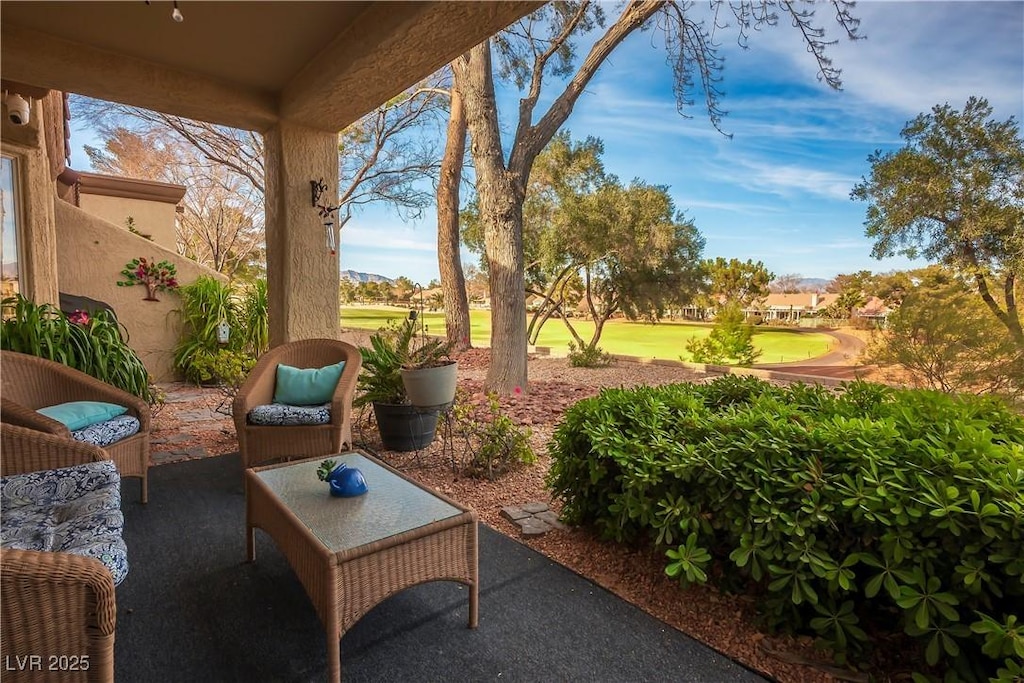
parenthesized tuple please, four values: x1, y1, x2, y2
(245, 451, 478, 682)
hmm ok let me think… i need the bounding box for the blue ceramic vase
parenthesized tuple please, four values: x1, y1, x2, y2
(327, 464, 368, 497)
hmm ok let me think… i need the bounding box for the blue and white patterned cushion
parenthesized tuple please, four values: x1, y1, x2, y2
(70, 414, 140, 447)
(0, 460, 129, 585)
(247, 402, 331, 426)
(0, 460, 120, 509)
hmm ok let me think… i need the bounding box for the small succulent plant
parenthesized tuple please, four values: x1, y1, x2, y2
(316, 459, 337, 482)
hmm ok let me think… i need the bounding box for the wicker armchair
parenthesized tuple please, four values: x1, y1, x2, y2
(0, 425, 118, 683)
(0, 351, 151, 503)
(232, 339, 362, 469)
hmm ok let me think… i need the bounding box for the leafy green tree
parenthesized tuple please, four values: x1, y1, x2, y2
(464, 133, 705, 357)
(826, 270, 874, 295)
(852, 97, 1024, 349)
(866, 270, 1023, 400)
(564, 180, 704, 356)
(685, 303, 759, 366)
(454, 1, 860, 393)
(871, 270, 914, 306)
(464, 133, 606, 344)
(339, 279, 358, 304)
(823, 289, 867, 319)
(700, 257, 774, 309)
(357, 281, 381, 304)
(392, 276, 415, 303)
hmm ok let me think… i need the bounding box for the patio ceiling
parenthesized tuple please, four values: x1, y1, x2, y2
(1, 0, 543, 133)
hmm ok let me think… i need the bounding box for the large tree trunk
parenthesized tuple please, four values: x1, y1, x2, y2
(455, 5, 664, 394)
(458, 41, 529, 393)
(975, 271, 1024, 349)
(481, 182, 529, 392)
(437, 65, 472, 351)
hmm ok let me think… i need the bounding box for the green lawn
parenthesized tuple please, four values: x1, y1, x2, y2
(340, 306, 835, 363)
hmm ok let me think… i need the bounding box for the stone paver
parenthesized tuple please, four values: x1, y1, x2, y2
(501, 501, 565, 537)
(152, 434, 193, 445)
(175, 408, 225, 423)
(151, 446, 209, 465)
(499, 505, 531, 521)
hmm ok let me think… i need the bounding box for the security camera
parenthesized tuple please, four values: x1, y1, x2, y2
(4, 93, 30, 126)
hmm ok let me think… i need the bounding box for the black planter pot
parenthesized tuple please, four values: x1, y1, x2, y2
(371, 402, 439, 452)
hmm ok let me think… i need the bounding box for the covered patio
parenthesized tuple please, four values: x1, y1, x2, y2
(116, 450, 763, 682)
(1, 0, 540, 345)
(1, 3, 775, 680)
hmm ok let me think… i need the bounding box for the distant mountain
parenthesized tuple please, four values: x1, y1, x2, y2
(799, 278, 830, 291)
(340, 269, 394, 285)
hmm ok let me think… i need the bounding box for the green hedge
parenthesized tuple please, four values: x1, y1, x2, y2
(547, 376, 1024, 680)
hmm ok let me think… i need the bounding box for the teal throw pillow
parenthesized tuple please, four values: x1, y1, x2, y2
(273, 361, 346, 406)
(38, 401, 129, 431)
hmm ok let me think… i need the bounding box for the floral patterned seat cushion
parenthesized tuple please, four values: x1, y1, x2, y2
(70, 414, 140, 447)
(0, 460, 129, 585)
(247, 402, 331, 426)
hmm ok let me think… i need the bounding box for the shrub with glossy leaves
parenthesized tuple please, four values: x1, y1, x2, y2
(547, 376, 1024, 680)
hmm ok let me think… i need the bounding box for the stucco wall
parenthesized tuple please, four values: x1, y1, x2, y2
(54, 200, 224, 381)
(77, 194, 178, 251)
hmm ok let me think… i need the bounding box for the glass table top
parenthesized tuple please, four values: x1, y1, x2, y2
(255, 452, 464, 553)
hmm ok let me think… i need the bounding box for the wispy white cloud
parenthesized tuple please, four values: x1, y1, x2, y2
(706, 157, 858, 201)
(676, 197, 786, 214)
(341, 228, 436, 253)
(740, 2, 1024, 120)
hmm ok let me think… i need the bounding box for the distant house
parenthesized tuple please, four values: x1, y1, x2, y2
(70, 171, 185, 252)
(853, 296, 892, 322)
(746, 292, 838, 321)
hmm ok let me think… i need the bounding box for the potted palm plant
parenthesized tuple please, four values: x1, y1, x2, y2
(356, 318, 451, 451)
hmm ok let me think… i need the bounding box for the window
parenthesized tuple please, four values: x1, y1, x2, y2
(1, 155, 22, 300)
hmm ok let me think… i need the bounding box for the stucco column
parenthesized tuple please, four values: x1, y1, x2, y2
(264, 122, 339, 346)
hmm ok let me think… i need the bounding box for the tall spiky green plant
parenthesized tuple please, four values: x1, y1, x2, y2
(173, 276, 270, 384)
(239, 278, 269, 356)
(173, 276, 240, 383)
(1, 295, 154, 401)
(355, 318, 452, 406)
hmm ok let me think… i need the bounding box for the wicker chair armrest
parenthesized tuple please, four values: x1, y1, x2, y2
(1, 398, 70, 436)
(233, 345, 287, 422)
(0, 424, 110, 476)
(0, 548, 117, 637)
(329, 347, 362, 427)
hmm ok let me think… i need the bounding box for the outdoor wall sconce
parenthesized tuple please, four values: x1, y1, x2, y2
(143, 1, 184, 23)
(310, 178, 340, 255)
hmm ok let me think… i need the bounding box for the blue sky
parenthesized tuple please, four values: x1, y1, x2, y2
(71, 2, 1024, 286)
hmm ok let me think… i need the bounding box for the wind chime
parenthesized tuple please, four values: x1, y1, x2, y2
(310, 178, 340, 255)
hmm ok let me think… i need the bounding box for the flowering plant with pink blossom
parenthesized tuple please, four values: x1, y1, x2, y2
(67, 309, 90, 325)
(117, 257, 179, 300)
